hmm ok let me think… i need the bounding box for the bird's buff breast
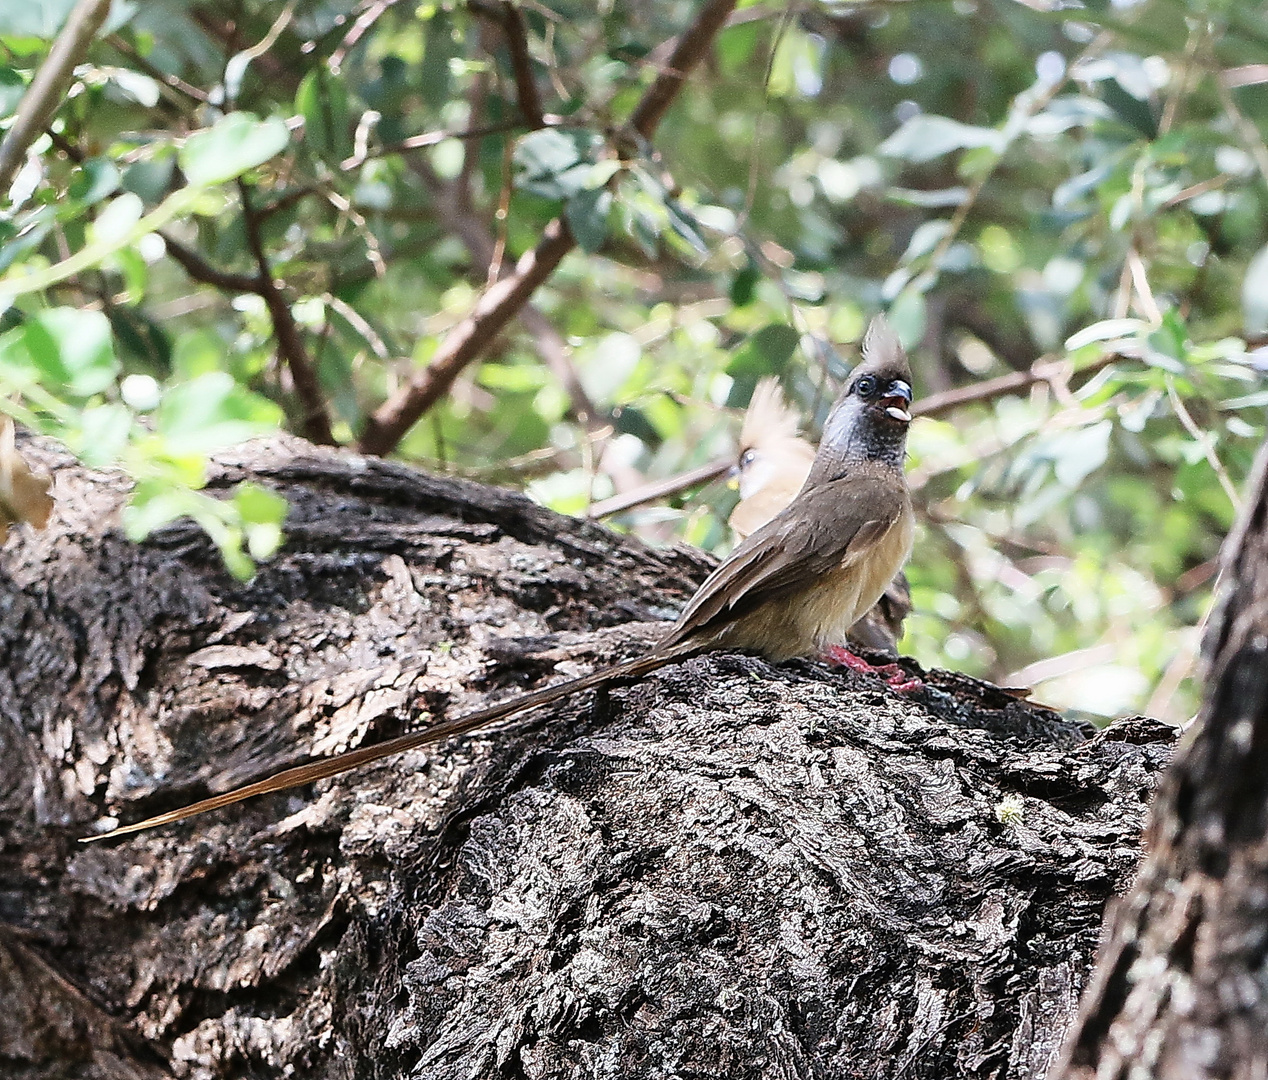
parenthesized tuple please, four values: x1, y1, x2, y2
(717, 505, 915, 663)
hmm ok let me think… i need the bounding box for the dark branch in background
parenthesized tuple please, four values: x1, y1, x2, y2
(238, 181, 337, 446)
(357, 0, 739, 456)
(408, 153, 603, 430)
(47, 130, 85, 165)
(626, 0, 734, 139)
(588, 458, 733, 520)
(497, 0, 545, 129)
(0, 0, 112, 193)
(913, 351, 1119, 419)
(161, 234, 263, 293)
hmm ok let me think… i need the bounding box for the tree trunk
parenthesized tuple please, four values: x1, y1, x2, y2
(1, 435, 1175, 1080)
(1051, 442, 1268, 1080)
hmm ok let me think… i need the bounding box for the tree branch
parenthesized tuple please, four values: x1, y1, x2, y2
(627, 0, 736, 140)
(0, 0, 112, 194)
(498, 1, 545, 129)
(587, 458, 733, 520)
(161, 233, 264, 293)
(238, 182, 337, 446)
(356, 0, 738, 456)
(912, 352, 1118, 419)
(408, 156, 602, 428)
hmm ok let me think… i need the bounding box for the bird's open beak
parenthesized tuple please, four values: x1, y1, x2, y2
(880, 380, 913, 423)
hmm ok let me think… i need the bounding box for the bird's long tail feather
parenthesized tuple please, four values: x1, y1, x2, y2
(82, 645, 691, 842)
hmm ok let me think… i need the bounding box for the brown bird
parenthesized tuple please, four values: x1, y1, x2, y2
(728, 377, 816, 541)
(728, 375, 911, 655)
(85, 316, 916, 842)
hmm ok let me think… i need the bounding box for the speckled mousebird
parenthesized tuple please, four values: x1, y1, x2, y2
(728, 372, 912, 655)
(85, 315, 916, 841)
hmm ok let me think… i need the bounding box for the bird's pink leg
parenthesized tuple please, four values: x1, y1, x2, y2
(821, 645, 922, 692)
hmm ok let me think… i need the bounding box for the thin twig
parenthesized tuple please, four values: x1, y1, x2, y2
(1127, 248, 1162, 324)
(329, 0, 403, 75)
(405, 85, 593, 428)
(323, 186, 386, 277)
(238, 181, 337, 446)
(1217, 73, 1268, 191)
(588, 458, 733, 519)
(226, 0, 298, 103)
(339, 119, 550, 170)
(0, 0, 112, 193)
(1223, 64, 1268, 89)
(1165, 376, 1242, 510)
(105, 33, 209, 105)
(912, 351, 1117, 418)
(627, 0, 737, 140)
(258, 185, 319, 219)
(356, 0, 740, 456)
(324, 292, 391, 360)
(738, 3, 794, 232)
(485, 131, 514, 290)
(1162, 174, 1229, 208)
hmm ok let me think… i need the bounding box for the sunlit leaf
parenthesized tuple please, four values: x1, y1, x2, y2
(179, 113, 290, 187)
(879, 115, 1004, 163)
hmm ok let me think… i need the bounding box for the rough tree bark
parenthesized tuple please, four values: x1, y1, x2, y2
(1051, 441, 1268, 1080)
(0, 435, 1176, 1080)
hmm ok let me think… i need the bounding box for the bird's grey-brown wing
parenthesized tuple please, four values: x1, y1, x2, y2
(658, 469, 909, 650)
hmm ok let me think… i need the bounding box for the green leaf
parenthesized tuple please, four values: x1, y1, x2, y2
(1243, 244, 1268, 336)
(565, 187, 612, 253)
(23, 308, 119, 397)
(0, 0, 78, 37)
(233, 481, 288, 559)
(887, 289, 927, 348)
(90, 193, 144, 245)
(155, 371, 283, 454)
(1065, 318, 1148, 351)
(730, 263, 759, 307)
(514, 128, 603, 200)
(68, 159, 121, 206)
(879, 115, 1003, 164)
(234, 484, 289, 560)
(70, 403, 133, 467)
(179, 113, 291, 187)
(1051, 420, 1112, 487)
(0, 66, 25, 118)
(296, 69, 351, 163)
(726, 323, 799, 406)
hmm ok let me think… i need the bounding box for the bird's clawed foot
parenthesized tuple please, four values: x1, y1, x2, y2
(821, 645, 922, 693)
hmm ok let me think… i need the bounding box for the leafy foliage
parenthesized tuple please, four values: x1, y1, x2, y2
(2, 0, 1267, 718)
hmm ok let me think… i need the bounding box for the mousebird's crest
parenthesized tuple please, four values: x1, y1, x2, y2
(805, 315, 914, 486)
(739, 377, 801, 452)
(857, 315, 911, 388)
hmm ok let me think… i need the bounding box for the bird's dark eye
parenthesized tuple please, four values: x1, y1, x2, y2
(855, 375, 877, 398)
(739, 448, 757, 469)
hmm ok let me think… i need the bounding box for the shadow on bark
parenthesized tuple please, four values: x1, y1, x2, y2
(0, 436, 1174, 1080)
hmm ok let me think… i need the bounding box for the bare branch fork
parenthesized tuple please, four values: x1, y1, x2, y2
(356, 0, 740, 457)
(237, 181, 337, 446)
